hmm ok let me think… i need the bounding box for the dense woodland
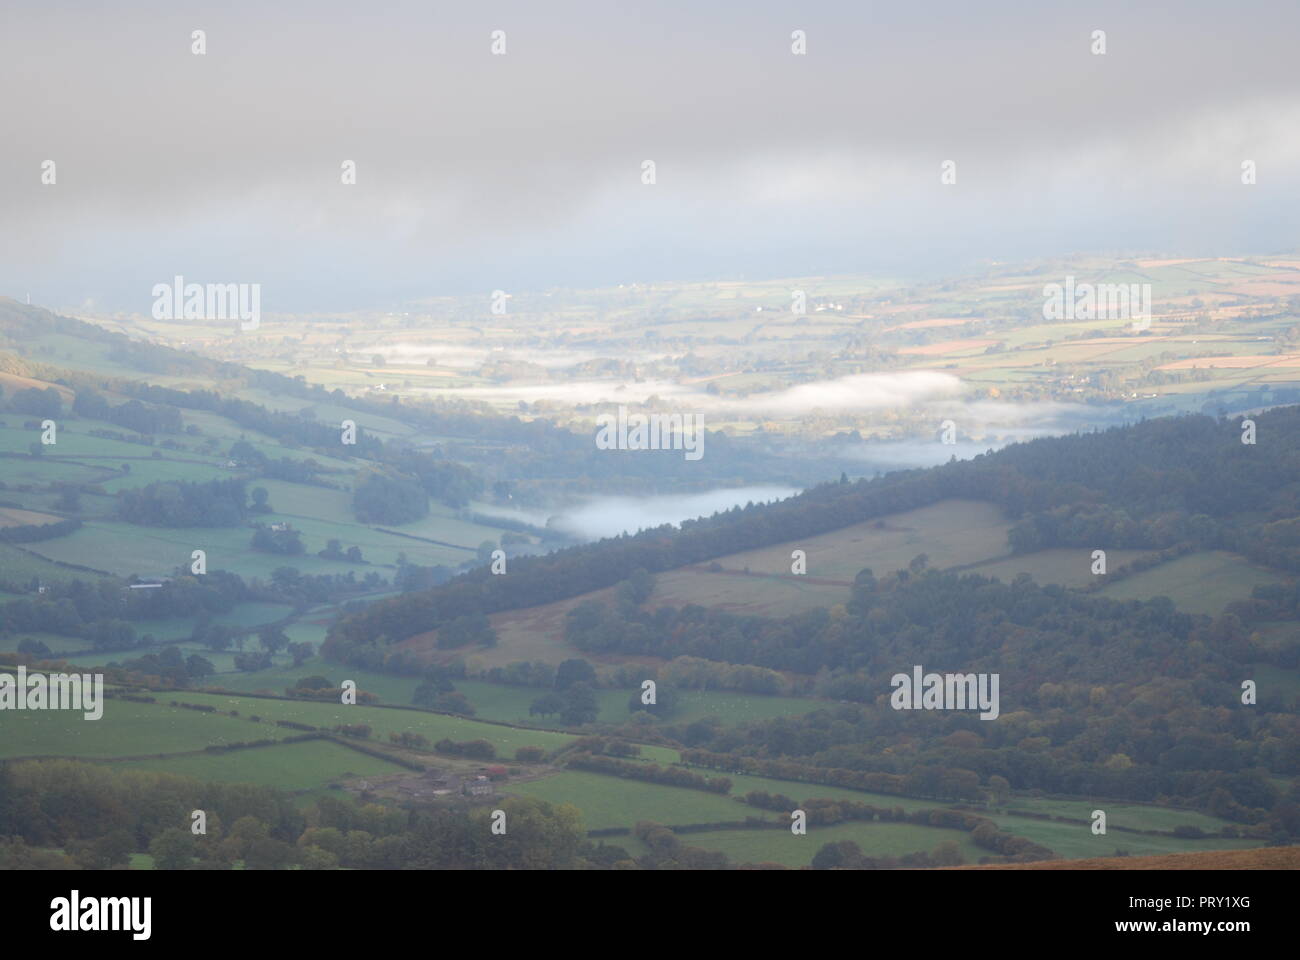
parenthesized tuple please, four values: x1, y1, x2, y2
(352, 470, 430, 524)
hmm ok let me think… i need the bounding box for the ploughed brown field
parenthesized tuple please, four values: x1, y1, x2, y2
(944, 847, 1300, 870)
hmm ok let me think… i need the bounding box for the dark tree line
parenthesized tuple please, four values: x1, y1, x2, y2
(74, 389, 181, 435)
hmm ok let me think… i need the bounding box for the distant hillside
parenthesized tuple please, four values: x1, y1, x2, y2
(0, 297, 239, 384)
(0, 370, 75, 406)
(0, 299, 812, 497)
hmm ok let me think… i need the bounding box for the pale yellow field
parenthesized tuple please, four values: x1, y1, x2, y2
(0, 507, 63, 528)
(682, 499, 1014, 583)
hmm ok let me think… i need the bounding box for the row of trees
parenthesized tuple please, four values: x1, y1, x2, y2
(565, 753, 732, 794)
(74, 389, 182, 435)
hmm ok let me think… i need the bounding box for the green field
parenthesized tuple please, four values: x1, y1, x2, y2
(1002, 797, 1239, 835)
(507, 760, 1260, 864)
(238, 391, 417, 439)
(982, 814, 1258, 860)
(0, 419, 212, 459)
(964, 548, 1151, 588)
(210, 659, 420, 702)
(452, 680, 828, 728)
(15, 494, 506, 581)
(63, 639, 291, 674)
(0, 457, 111, 486)
(256, 510, 471, 568)
(694, 499, 1014, 582)
(503, 770, 759, 830)
(156, 691, 576, 756)
(88, 601, 292, 645)
(104, 617, 195, 642)
(98, 458, 237, 493)
(634, 745, 682, 764)
(23, 519, 368, 579)
(0, 699, 282, 759)
(650, 568, 848, 617)
(713, 771, 940, 813)
(674, 820, 986, 867)
(0, 391, 522, 591)
(0, 543, 111, 586)
(3, 683, 575, 765)
(283, 622, 329, 646)
(252, 480, 356, 520)
(21, 601, 296, 666)
(378, 505, 504, 552)
(116, 738, 410, 792)
(1099, 550, 1287, 616)
(205, 662, 828, 731)
(1251, 663, 1300, 705)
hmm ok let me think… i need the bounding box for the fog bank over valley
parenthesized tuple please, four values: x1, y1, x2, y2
(477, 485, 802, 542)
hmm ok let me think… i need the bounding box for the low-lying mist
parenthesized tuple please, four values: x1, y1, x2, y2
(478, 485, 802, 542)
(473, 400, 1151, 543)
(417, 370, 965, 414)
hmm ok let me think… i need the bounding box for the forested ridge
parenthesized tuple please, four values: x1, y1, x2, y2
(329, 405, 1300, 655)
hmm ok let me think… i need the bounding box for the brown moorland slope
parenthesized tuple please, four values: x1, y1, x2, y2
(945, 847, 1300, 870)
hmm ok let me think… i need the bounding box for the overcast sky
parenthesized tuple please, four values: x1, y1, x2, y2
(2, 0, 1298, 313)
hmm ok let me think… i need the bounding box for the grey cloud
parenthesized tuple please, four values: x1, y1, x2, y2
(2, 0, 1297, 309)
